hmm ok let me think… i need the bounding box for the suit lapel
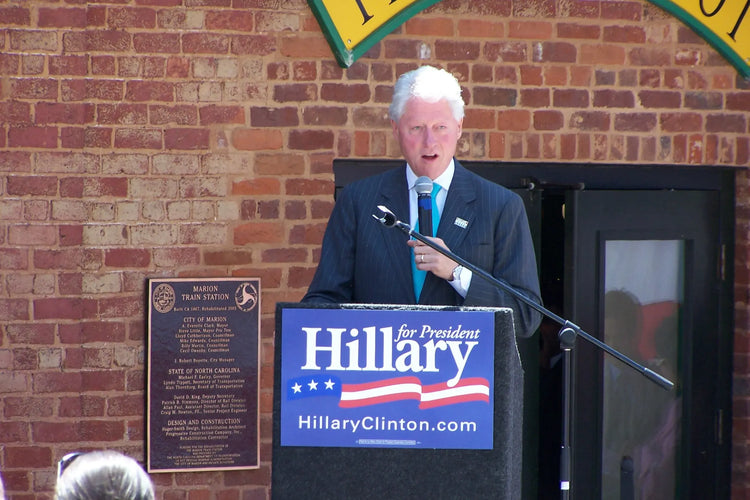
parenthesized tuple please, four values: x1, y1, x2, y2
(437, 162, 476, 253)
(375, 167, 416, 303)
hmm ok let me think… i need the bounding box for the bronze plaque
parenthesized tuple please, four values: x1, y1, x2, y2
(147, 278, 260, 472)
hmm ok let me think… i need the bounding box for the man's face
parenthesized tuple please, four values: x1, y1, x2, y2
(391, 97, 462, 179)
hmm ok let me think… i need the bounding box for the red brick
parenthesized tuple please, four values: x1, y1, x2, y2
(629, 47, 671, 66)
(5, 446, 51, 469)
(9, 220, 51, 247)
(508, 21, 553, 39)
(108, 7, 156, 28)
(49, 55, 88, 75)
(0, 6, 31, 25)
(6, 323, 55, 344)
(183, 33, 229, 54)
(6, 176, 57, 196)
(250, 107, 299, 127)
(660, 112, 702, 132)
(33, 298, 98, 320)
(254, 153, 305, 175)
(534, 42, 577, 63)
(614, 112, 657, 132)
(305, 106, 349, 126)
(232, 129, 283, 150)
(279, 34, 330, 58)
(273, 83, 317, 102)
(553, 89, 589, 107)
(580, 44, 626, 65)
(164, 128, 209, 150)
(11, 78, 58, 100)
(104, 248, 150, 267)
(232, 34, 276, 56)
(474, 87, 517, 107)
(149, 104, 197, 125)
(82, 371, 126, 391)
(58, 396, 105, 418)
(125, 81, 174, 102)
(707, 114, 746, 133)
(384, 39, 421, 60)
(63, 30, 130, 53)
(288, 130, 334, 150)
(603, 25, 646, 43)
(38, 7, 87, 27)
(199, 105, 245, 125)
(727, 93, 750, 112)
(0, 298, 29, 321)
(570, 111, 611, 131)
(232, 178, 281, 196)
(35, 102, 94, 124)
(166, 56, 190, 77)
(107, 395, 145, 416)
(533, 110, 564, 130)
(320, 83, 370, 103)
(435, 40, 481, 61)
(685, 91, 723, 110)
(3, 397, 55, 418)
(485, 41, 527, 63)
(557, 23, 600, 39)
(206, 10, 255, 31)
(234, 222, 284, 245)
(638, 90, 681, 108)
(133, 33, 180, 53)
(593, 89, 635, 108)
(602, 1, 642, 20)
(204, 250, 254, 265)
(0, 248, 29, 270)
(114, 129, 162, 149)
(285, 178, 331, 196)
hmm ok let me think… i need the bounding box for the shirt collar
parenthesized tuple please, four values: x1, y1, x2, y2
(406, 159, 455, 191)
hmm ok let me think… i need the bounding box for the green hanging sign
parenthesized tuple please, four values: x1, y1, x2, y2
(309, 0, 749, 78)
(652, 0, 749, 78)
(308, 0, 442, 67)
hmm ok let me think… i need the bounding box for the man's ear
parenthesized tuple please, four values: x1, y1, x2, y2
(390, 119, 399, 139)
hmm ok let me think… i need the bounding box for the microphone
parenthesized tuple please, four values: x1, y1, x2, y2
(415, 176, 433, 237)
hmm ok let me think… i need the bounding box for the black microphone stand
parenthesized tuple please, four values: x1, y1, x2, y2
(372, 205, 674, 499)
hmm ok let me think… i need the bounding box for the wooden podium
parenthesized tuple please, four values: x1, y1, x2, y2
(272, 302, 524, 499)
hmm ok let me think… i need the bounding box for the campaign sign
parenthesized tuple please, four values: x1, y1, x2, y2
(280, 307, 495, 449)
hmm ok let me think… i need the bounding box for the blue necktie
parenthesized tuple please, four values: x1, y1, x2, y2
(412, 183, 442, 300)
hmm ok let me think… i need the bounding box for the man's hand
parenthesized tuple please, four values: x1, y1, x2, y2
(408, 237, 457, 281)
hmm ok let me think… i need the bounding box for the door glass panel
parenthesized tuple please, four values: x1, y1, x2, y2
(601, 240, 683, 499)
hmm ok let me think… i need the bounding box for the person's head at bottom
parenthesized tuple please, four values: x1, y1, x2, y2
(55, 450, 154, 500)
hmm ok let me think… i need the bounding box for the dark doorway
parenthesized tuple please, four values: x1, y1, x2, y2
(333, 160, 735, 500)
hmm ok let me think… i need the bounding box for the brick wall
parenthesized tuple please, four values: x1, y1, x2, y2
(0, 0, 748, 498)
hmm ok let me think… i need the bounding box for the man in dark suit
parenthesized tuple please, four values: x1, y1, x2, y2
(303, 65, 542, 338)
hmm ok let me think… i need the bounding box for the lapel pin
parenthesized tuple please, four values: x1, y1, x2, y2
(454, 217, 468, 229)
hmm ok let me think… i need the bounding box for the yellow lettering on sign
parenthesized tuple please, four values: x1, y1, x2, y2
(321, 0, 420, 49)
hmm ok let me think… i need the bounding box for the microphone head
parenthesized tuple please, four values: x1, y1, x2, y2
(415, 176, 433, 196)
(373, 205, 397, 227)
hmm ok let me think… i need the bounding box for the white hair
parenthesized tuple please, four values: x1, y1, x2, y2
(388, 65, 465, 122)
(55, 451, 154, 500)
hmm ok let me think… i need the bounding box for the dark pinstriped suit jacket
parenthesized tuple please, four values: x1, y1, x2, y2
(302, 160, 542, 338)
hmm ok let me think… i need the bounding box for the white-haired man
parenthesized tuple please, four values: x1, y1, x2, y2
(303, 65, 542, 337)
